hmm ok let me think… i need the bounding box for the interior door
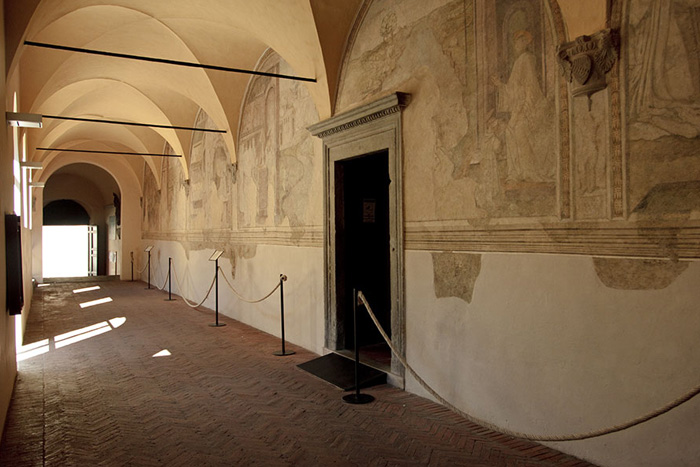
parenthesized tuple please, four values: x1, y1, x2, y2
(335, 150, 391, 349)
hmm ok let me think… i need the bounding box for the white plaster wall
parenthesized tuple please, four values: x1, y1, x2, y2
(31, 189, 43, 281)
(405, 251, 700, 466)
(0, 0, 18, 440)
(141, 241, 325, 355)
(18, 206, 35, 347)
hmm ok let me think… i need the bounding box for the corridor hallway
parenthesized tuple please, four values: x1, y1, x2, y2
(0, 280, 593, 466)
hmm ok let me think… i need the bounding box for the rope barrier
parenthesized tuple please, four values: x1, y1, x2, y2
(356, 291, 700, 442)
(137, 262, 149, 274)
(171, 263, 217, 309)
(217, 267, 282, 304)
(156, 267, 170, 291)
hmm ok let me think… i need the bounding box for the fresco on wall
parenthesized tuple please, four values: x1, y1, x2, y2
(142, 50, 321, 252)
(628, 0, 700, 140)
(142, 165, 161, 233)
(237, 50, 320, 230)
(142, 145, 186, 234)
(141, 114, 233, 236)
(474, 0, 558, 217)
(161, 144, 188, 233)
(339, 0, 473, 221)
(338, 0, 560, 221)
(189, 111, 234, 230)
(572, 92, 609, 219)
(626, 0, 700, 213)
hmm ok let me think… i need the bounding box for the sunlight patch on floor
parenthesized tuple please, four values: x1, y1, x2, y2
(73, 286, 101, 294)
(16, 339, 50, 362)
(79, 297, 113, 308)
(17, 317, 126, 361)
(55, 322, 112, 349)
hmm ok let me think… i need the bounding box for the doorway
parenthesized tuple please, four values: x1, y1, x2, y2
(310, 92, 408, 382)
(42, 225, 96, 278)
(42, 199, 99, 278)
(335, 151, 391, 365)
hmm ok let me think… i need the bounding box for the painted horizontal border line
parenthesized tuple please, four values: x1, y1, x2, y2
(142, 224, 700, 259)
(404, 225, 700, 259)
(142, 228, 324, 248)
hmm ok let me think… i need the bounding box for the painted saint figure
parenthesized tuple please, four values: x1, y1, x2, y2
(629, 0, 700, 139)
(491, 30, 553, 183)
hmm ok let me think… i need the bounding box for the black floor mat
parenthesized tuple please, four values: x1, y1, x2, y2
(297, 353, 386, 391)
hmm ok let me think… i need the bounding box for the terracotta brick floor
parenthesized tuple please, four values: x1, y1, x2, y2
(1, 280, 596, 466)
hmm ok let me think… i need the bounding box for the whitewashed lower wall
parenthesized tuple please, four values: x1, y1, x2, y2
(140, 241, 325, 355)
(405, 251, 700, 467)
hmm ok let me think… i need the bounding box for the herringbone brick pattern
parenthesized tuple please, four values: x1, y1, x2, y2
(1, 280, 596, 466)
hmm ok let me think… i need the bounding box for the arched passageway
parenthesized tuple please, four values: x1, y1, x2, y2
(40, 163, 121, 278)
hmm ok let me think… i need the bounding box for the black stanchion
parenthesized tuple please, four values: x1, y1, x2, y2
(130, 251, 134, 281)
(343, 289, 375, 405)
(209, 257, 226, 327)
(273, 274, 295, 356)
(165, 257, 175, 301)
(146, 249, 152, 289)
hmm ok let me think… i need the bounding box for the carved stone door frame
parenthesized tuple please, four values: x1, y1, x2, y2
(309, 93, 408, 383)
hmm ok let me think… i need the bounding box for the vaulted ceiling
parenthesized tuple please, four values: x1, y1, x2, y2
(6, 0, 363, 189)
(5, 0, 604, 194)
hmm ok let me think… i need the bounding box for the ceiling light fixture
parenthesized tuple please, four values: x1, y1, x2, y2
(6, 112, 42, 128)
(20, 161, 43, 170)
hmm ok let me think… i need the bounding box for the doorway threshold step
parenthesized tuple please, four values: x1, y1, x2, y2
(297, 352, 386, 391)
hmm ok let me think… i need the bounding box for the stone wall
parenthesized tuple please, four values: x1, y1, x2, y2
(335, 1, 700, 466)
(0, 0, 19, 441)
(137, 2, 700, 465)
(141, 51, 325, 353)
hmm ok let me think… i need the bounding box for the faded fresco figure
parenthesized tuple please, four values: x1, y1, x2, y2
(491, 30, 553, 183)
(629, 0, 700, 139)
(237, 50, 319, 230)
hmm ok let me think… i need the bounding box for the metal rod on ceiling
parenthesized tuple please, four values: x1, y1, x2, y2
(24, 40, 317, 83)
(42, 114, 226, 133)
(36, 147, 182, 157)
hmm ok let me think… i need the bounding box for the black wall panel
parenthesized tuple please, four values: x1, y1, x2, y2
(5, 214, 24, 315)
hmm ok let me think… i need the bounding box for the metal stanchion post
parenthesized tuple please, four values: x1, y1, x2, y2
(274, 274, 295, 356)
(343, 289, 375, 404)
(130, 251, 134, 281)
(209, 257, 226, 327)
(146, 250, 152, 289)
(165, 257, 175, 301)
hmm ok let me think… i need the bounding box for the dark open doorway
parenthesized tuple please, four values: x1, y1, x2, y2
(335, 151, 391, 367)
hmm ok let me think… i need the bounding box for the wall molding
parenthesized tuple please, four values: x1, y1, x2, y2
(405, 221, 700, 259)
(309, 92, 409, 140)
(142, 227, 323, 248)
